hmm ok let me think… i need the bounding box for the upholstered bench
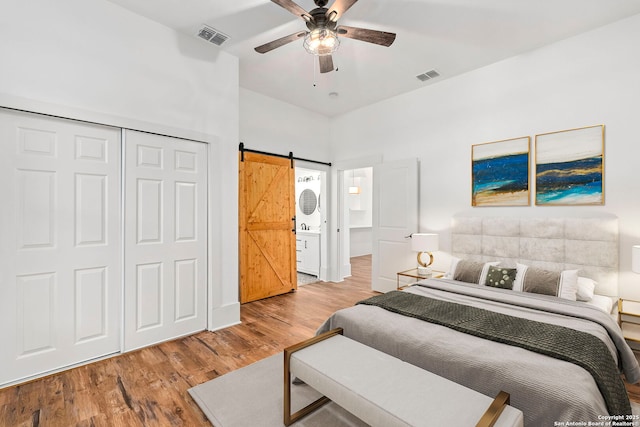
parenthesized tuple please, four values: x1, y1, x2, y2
(284, 328, 523, 427)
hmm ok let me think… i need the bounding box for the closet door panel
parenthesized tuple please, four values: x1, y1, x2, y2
(0, 109, 121, 386)
(75, 266, 109, 342)
(75, 173, 108, 246)
(123, 130, 207, 352)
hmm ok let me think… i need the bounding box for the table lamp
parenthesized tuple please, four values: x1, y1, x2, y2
(411, 233, 439, 276)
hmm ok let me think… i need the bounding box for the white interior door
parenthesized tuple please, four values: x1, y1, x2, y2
(371, 159, 419, 292)
(123, 130, 207, 352)
(0, 109, 121, 385)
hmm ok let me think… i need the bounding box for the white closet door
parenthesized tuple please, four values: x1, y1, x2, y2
(123, 130, 207, 352)
(0, 109, 121, 386)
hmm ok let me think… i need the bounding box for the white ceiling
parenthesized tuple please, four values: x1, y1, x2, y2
(107, 0, 640, 117)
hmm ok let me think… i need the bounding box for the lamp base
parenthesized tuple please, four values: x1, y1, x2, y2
(417, 266, 432, 277)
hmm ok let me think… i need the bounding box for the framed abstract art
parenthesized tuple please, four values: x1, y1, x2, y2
(471, 136, 530, 207)
(535, 125, 604, 205)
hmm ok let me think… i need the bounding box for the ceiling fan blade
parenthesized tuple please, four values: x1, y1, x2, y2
(326, 0, 358, 21)
(318, 54, 334, 73)
(337, 25, 396, 47)
(271, 0, 312, 21)
(255, 31, 307, 54)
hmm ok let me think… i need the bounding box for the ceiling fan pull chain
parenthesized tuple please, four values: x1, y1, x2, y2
(313, 54, 317, 87)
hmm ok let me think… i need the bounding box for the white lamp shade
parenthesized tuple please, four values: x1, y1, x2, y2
(633, 245, 640, 273)
(411, 233, 439, 252)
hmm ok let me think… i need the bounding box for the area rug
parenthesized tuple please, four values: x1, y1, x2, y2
(188, 353, 367, 427)
(189, 353, 640, 426)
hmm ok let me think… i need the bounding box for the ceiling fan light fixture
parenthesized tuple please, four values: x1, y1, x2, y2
(303, 28, 340, 56)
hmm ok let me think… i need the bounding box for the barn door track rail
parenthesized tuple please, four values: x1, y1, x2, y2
(239, 142, 332, 168)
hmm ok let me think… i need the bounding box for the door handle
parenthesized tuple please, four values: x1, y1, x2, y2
(292, 216, 296, 233)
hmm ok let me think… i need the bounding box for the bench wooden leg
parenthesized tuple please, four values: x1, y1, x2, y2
(283, 328, 343, 426)
(476, 390, 510, 427)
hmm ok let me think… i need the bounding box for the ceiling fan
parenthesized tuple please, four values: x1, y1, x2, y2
(255, 0, 396, 73)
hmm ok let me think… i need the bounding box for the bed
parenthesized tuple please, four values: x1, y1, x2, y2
(317, 216, 640, 426)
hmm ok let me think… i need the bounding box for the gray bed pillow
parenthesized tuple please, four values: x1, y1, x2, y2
(514, 264, 579, 300)
(521, 266, 561, 296)
(453, 260, 485, 284)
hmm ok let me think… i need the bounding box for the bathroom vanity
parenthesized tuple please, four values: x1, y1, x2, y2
(296, 230, 320, 276)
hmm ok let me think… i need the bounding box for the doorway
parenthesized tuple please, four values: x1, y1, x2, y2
(295, 166, 327, 284)
(336, 158, 419, 291)
(342, 167, 373, 276)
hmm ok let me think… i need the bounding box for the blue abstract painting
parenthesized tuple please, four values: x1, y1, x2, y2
(472, 137, 530, 206)
(535, 125, 604, 205)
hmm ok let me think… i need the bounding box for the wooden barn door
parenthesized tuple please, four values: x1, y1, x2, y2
(239, 152, 297, 303)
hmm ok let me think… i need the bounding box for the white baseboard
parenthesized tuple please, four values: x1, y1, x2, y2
(208, 302, 241, 331)
(343, 262, 352, 279)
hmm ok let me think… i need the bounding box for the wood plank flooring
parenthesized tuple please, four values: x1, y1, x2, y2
(0, 256, 375, 427)
(2, 254, 640, 426)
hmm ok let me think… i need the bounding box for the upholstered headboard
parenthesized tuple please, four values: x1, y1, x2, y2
(451, 216, 619, 296)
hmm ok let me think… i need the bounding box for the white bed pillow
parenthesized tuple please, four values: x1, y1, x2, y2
(584, 294, 614, 314)
(576, 277, 597, 302)
(513, 263, 579, 301)
(558, 270, 579, 301)
(444, 257, 461, 279)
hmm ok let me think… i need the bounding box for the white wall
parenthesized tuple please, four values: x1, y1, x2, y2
(0, 0, 240, 329)
(4, 0, 639, 320)
(350, 229, 372, 257)
(240, 88, 331, 162)
(330, 13, 640, 298)
(346, 167, 373, 228)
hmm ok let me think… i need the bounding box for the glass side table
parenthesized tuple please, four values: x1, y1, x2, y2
(396, 268, 444, 290)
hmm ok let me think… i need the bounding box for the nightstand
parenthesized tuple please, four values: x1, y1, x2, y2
(618, 299, 640, 343)
(396, 268, 444, 290)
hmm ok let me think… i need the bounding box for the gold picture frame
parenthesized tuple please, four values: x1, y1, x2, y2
(534, 125, 604, 206)
(471, 136, 530, 207)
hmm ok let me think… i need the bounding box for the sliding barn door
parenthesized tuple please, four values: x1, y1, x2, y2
(371, 159, 419, 293)
(0, 109, 121, 386)
(239, 152, 297, 303)
(123, 130, 207, 352)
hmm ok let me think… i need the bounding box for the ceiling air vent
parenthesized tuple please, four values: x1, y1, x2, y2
(416, 69, 440, 82)
(197, 25, 229, 47)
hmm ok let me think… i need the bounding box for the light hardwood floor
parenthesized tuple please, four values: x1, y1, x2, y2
(1, 255, 639, 426)
(0, 256, 376, 427)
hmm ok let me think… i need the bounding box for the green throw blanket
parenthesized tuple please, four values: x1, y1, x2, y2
(357, 291, 631, 416)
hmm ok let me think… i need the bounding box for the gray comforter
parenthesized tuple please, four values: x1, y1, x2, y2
(317, 279, 640, 426)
